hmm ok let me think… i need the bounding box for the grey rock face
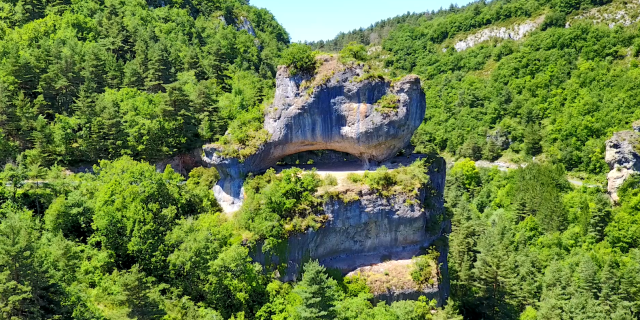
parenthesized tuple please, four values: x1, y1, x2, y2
(203, 65, 426, 212)
(251, 158, 447, 283)
(605, 130, 640, 202)
(238, 17, 257, 37)
(454, 16, 545, 51)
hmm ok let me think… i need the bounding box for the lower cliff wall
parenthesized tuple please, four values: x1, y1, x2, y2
(251, 157, 449, 302)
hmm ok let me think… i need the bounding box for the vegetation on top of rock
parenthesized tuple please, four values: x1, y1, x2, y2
(280, 43, 318, 76)
(411, 250, 441, 288)
(339, 42, 369, 63)
(237, 167, 328, 250)
(374, 93, 401, 114)
(346, 160, 430, 197)
(214, 104, 272, 161)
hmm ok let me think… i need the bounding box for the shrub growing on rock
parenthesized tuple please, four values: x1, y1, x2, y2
(280, 43, 318, 76)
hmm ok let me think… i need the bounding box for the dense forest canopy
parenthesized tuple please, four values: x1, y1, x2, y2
(313, 0, 640, 177)
(0, 0, 288, 167)
(3, 0, 640, 319)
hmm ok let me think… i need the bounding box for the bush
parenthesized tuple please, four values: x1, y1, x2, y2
(339, 42, 369, 63)
(375, 93, 400, 113)
(280, 43, 317, 76)
(347, 173, 364, 184)
(411, 250, 440, 287)
(323, 174, 338, 187)
(541, 11, 567, 30)
(362, 160, 430, 196)
(238, 168, 326, 249)
(216, 106, 271, 160)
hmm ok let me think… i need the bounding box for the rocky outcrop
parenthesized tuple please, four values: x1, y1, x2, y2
(204, 63, 426, 212)
(252, 158, 448, 290)
(570, 0, 640, 28)
(454, 16, 544, 52)
(346, 249, 450, 307)
(606, 125, 640, 202)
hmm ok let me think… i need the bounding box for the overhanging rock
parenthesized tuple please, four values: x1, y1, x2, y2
(203, 63, 427, 213)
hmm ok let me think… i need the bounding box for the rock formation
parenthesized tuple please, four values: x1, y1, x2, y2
(251, 157, 449, 304)
(201, 60, 449, 302)
(454, 16, 545, 52)
(605, 123, 640, 202)
(204, 61, 426, 212)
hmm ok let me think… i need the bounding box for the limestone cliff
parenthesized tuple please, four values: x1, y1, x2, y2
(204, 61, 426, 212)
(606, 124, 640, 202)
(251, 157, 449, 303)
(453, 16, 544, 52)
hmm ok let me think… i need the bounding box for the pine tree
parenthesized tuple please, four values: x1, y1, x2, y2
(472, 215, 517, 320)
(588, 194, 612, 242)
(293, 260, 343, 320)
(0, 207, 62, 319)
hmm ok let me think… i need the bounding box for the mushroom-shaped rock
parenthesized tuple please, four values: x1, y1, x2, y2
(203, 64, 426, 213)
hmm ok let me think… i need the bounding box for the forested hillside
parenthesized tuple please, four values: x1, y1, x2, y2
(312, 0, 640, 176)
(0, 0, 288, 167)
(307, 0, 640, 319)
(3, 0, 640, 319)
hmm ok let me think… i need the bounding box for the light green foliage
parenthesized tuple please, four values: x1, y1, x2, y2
(323, 174, 338, 187)
(411, 250, 440, 287)
(443, 160, 640, 319)
(0, 206, 61, 319)
(375, 93, 400, 113)
(239, 168, 325, 250)
(280, 43, 317, 76)
(361, 160, 430, 197)
(89, 158, 190, 275)
(215, 71, 275, 159)
(449, 159, 481, 193)
(339, 42, 369, 63)
(216, 105, 271, 160)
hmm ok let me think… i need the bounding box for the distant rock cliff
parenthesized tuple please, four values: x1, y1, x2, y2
(454, 16, 544, 52)
(606, 123, 640, 202)
(204, 61, 426, 212)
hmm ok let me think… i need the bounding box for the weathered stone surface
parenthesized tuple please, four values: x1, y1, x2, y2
(203, 64, 426, 212)
(251, 158, 448, 286)
(454, 16, 544, 52)
(605, 129, 640, 202)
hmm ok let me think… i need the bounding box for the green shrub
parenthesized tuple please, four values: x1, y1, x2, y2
(355, 160, 430, 196)
(216, 106, 271, 160)
(323, 174, 338, 187)
(238, 168, 326, 250)
(411, 250, 440, 287)
(347, 173, 364, 184)
(375, 93, 400, 113)
(339, 42, 369, 63)
(541, 11, 567, 30)
(280, 43, 318, 76)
